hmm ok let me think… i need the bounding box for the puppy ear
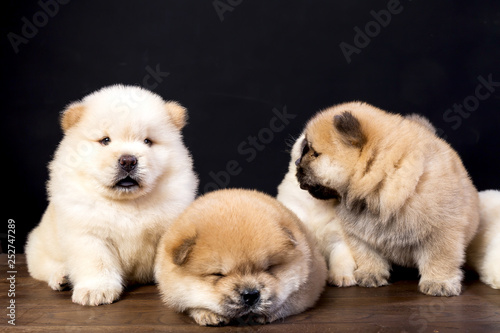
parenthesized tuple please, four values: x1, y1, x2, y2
(165, 101, 188, 130)
(281, 227, 298, 248)
(172, 236, 196, 266)
(60, 102, 85, 132)
(295, 138, 308, 166)
(405, 114, 437, 134)
(333, 111, 366, 148)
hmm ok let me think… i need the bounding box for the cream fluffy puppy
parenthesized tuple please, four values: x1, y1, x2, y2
(277, 133, 356, 287)
(467, 190, 500, 289)
(25, 85, 198, 306)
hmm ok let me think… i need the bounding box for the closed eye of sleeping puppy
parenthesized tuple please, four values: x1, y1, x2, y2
(154, 188, 327, 326)
(25, 85, 198, 305)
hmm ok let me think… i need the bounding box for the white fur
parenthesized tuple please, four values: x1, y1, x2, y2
(467, 190, 500, 289)
(277, 134, 356, 286)
(25, 85, 198, 305)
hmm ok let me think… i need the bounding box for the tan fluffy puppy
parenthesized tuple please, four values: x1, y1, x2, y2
(467, 190, 500, 289)
(155, 189, 327, 326)
(296, 101, 479, 296)
(25, 85, 198, 305)
(277, 133, 357, 287)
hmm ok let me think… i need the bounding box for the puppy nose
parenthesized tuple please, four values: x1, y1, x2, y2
(241, 289, 260, 307)
(119, 155, 137, 172)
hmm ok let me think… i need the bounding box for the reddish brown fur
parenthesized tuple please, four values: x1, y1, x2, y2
(298, 101, 479, 296)
(155, 189, 327, 325)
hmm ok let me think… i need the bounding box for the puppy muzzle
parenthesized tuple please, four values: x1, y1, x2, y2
(241, 289, 260, 307)
(296, 167, 340, 200)
(222, 286, 269, 319)
(114, 154, 141, 189)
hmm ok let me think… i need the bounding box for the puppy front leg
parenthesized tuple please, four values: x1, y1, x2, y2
(417, 239, 465, 296)
(326, 238, 357, 287)
(349, 238, 390, 287)
(479, 233, 500, 289)
(66, 236, 124, 306)
(188, 308, 230, 326)
(25, 224, 69, 291)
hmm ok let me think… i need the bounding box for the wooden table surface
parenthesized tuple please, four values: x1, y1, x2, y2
(1, 254, 499, 332)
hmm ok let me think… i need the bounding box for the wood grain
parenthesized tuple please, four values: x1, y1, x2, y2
(1, 255, 499, 332)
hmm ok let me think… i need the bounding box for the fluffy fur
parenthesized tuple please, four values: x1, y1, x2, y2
(467, 190, 500, 289)
(25, 85, 198, 305)
(294, 101, 479, 296)
(155, 189, 327, 326)
(277, 133, 357, 287)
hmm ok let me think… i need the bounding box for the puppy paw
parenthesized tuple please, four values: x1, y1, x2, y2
(354, 269, 389, 288)
(419, 279, 462, 296)
(481, 274, 500, 290)
(328, 271, 356, 287)
(189, 309, 230, 326)
(72, 281, 123, 306)
(480, 257, 500, 289)
(328, 258, 357, 287)
(328, 250, 356, 287)
(48, 273, 69, 291)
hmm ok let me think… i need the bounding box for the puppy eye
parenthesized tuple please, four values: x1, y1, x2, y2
(99, 137, 111, 146)
(144, 138, 153, 146)
(266, 264, 280, 273)
(309, 145, 320, 158)
(211, 273, 225, 278)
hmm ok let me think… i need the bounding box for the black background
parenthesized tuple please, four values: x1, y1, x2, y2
(2, 1, 499, 253)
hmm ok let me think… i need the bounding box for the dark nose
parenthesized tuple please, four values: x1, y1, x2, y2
(119, 155, 137, 172)
(241, 289, 260, 307)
